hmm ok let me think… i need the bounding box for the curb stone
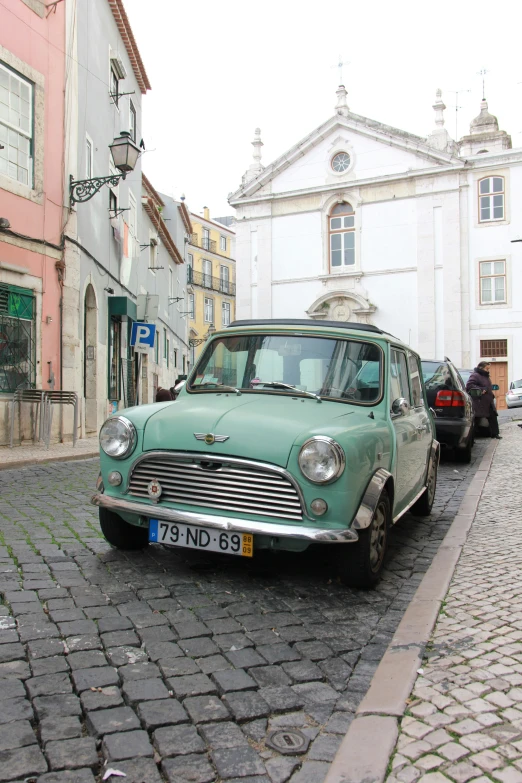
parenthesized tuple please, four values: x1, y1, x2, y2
(0, 449, 99, 471)
(323, 438, 498, 783)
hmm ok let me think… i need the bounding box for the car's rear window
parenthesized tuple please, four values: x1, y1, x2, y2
(512, 379, 522, 389)
(421, 361, 455, 390)
(189, 333, 383, 404)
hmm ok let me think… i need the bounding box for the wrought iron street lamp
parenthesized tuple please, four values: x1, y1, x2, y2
(69, 131, 141, 205)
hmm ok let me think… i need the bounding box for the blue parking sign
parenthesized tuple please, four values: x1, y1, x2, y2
(130, 322, 156, 352)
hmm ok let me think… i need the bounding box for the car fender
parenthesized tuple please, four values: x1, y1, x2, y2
(351, 468, 393, 530)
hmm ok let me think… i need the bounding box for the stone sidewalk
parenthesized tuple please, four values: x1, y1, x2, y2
(0, 437, 99, 470)
(383, 420, 522, 783)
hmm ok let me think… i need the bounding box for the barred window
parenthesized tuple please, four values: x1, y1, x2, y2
(0, 283, 36, 392)
(480, 340, 507, 358)
(0, 62, 33, 186)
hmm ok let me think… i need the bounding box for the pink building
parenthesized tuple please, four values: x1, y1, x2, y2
(0, 0, 65, 444)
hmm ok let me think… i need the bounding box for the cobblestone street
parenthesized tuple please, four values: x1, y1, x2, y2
(385, 420, 522, 783)
(0, 439, 489, 783)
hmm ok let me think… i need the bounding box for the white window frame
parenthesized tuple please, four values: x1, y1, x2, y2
(202, 259, 212, 288)
(220, 265, 230, 294)
(479, 176, 505, 223)
(329, 203, 355, 271)
(220, 235, 227, 252)
(479, 260, 506, 305)
(202, 227, 210, 250)
(222, 300, 231, 327)
(85, 134, 93, 179)
(129, 99, 136, 142)
(128, 192, 137, 258)
(0, 61, 34, 188)
(168, 266, 174, 299)
(188, 292, 195, 319)
(204, 296, 214, 324)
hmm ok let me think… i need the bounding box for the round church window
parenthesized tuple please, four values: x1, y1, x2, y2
(331, 152, 351, 172)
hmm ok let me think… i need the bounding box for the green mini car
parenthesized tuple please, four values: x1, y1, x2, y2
(92, 319, 439, 588)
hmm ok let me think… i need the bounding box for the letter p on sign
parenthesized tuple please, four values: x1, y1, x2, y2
(131, 322, 156, 353)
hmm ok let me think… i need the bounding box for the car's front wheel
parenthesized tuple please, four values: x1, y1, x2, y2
(99, 507, 148, 550)
(338, 490, 390, 588)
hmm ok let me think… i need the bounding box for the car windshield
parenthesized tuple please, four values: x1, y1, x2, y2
(189, 333, 383, 404)
(421, 361, 454, 390)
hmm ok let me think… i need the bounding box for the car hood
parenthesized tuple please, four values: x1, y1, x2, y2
(141, 393, 356, 467)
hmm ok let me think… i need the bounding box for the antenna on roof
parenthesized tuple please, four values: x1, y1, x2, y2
(477, 68, 489, 100)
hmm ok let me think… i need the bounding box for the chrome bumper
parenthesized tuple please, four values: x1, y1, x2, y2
(91, 493, 359, 543)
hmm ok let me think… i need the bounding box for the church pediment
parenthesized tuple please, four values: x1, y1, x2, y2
(230, 112, 462, 204)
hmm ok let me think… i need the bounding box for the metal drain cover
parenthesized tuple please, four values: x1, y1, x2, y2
(266, 728, 310, 755)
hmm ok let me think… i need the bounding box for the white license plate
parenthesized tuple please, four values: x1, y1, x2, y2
(148, 519, 253, 557)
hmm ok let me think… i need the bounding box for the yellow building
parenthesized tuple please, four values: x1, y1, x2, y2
(187, 208, 236, 360)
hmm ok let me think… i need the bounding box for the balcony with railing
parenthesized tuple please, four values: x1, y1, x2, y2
(187, 268, 236, 296)
(190, 233, 217, 253)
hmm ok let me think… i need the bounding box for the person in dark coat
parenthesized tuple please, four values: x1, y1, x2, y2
(466, 361, 501, 439)
(155, 387, 174, 402)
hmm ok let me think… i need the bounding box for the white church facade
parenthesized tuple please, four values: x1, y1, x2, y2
(229, 87, 522, 405)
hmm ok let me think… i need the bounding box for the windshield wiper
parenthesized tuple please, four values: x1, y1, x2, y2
(196, 383, 242, 396)
(258, 382, 322, 403)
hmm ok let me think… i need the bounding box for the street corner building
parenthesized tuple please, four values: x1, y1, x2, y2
(230, 86, 521, 408)
(0, 0, 66, 445)
(0, 0, 193, 448)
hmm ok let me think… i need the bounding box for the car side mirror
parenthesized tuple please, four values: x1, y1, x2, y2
(392, 397, 410, 416)
(492, 384, 500, 390)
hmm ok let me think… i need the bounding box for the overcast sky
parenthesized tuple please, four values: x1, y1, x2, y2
(123, 0, 521, 220)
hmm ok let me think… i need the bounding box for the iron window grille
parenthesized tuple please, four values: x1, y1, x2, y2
(0, 283, 36, 392)
(480, 339, 507, 358)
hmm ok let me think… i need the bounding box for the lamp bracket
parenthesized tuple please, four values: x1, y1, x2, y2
(70, 173, 126, 205)
(168, 297, 184, 304)
(109, 207, 130, 218)
(109, 90, 136, 107)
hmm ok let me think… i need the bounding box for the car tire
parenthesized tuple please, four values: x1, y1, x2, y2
(411, 456, 438, 516)
(455, 434, 472, 464)
(99, 507, 148, 550)
(337, 490, 390, 589)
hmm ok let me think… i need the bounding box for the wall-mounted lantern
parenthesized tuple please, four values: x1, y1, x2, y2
(69, 131, 141, 205)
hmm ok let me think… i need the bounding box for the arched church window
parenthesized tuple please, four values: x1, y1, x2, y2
(329, 202, 355, 270)
(479, 176, 504, 222)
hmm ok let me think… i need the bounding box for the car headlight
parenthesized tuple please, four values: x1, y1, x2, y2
(99, 416, 137, 460)
(298, 436, 345, 484)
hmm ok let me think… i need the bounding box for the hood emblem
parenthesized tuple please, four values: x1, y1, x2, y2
(194, 433, 230, 445)
(147, 479, 162, 501)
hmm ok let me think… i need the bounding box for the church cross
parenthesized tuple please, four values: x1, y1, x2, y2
(331, 55, 349, 85)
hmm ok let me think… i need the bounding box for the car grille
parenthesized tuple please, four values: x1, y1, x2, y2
(127, 454, 304, 521)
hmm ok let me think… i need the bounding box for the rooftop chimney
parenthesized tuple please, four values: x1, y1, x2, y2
(203, 206, 210, 220)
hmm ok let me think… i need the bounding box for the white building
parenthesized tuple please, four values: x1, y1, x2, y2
(229, 87, 522, 406)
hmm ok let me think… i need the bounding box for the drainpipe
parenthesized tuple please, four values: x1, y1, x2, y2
(55, 258, 65, 390)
